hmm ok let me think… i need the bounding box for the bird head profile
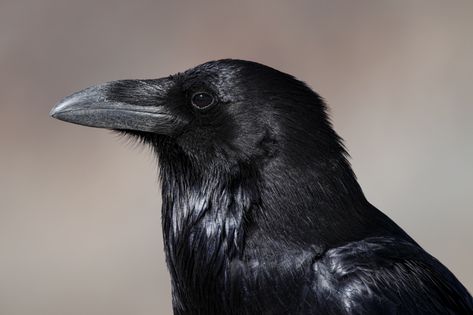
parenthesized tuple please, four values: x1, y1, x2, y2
(51, 59, 370, 243)
(51, 60, 343, 171)
(50, 59, 472, 315)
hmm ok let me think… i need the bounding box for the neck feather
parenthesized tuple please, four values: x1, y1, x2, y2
(157, 143, 256, 311)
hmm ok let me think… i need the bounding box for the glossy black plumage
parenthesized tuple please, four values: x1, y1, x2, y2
(51, 59, 473, 314)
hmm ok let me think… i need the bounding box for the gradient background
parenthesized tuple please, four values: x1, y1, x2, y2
(1, 1, 472, 314)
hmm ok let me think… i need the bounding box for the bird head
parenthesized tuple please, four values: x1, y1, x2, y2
(51, 59, 373, 246)
(51, 59, 346, 174)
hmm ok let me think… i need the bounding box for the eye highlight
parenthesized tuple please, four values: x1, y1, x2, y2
(191, 92, 215, 109)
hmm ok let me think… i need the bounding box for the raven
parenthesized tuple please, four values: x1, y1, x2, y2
(50, 59, 472, 314)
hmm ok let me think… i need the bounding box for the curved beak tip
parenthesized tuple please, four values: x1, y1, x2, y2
(49, 93, 86, 121)
(49, 96, 70, 118)
(49, 106, 60, 118)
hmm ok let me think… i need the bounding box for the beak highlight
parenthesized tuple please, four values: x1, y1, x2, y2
(50, 79, 182, 134)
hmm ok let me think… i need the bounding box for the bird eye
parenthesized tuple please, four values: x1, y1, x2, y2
(191, 92, 214, 109)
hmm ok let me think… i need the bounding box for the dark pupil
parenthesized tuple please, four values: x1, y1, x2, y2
(192, 92, 213, 108)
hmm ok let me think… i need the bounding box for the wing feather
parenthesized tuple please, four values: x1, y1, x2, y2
(311, 237, 473, 314)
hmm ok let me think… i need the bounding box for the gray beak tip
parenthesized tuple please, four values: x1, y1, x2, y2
(49, 92, 92, 123)
(49, 106, 60, 118)
(49, 95, 75, 120)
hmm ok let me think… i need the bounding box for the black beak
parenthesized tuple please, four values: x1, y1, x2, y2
(50, 78, 184, 135)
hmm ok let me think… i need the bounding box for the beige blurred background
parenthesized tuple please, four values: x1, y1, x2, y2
(0, 0, 472, 314)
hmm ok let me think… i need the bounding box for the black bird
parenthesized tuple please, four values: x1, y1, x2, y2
(50, 59, 472, 314)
